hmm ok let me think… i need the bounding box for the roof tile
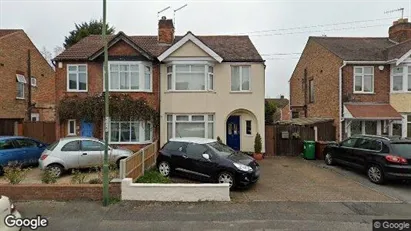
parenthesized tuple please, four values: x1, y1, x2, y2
(345, 103, 402, 119)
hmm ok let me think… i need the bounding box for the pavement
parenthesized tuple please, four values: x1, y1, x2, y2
(231, 157, 398, 203)
(15, 200, 411, 231)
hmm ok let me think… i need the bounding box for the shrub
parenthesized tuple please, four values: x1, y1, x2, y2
(41, 169, 58, 184)
(135, 169, 171, 183)
(71, 170, 87, 184)
(88, 178, 102, 184)
(4, 165, 29, 185)
(254, 133, 262, 153)
(217, 136, 223, 144)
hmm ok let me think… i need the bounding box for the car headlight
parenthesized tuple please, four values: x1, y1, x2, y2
(233, 163, 253, 172)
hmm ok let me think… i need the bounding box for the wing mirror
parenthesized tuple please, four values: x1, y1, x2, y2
(202, 153, 211, 160)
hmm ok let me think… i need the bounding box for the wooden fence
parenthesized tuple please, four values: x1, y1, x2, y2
(265, 123, 336, 156)
(23, 122, 56, 144)
(119, 141, 158, 181)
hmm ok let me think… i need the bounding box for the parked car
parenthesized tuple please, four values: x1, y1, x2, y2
(38, 136, 133, 177)
(0, 136, 48, 175)
(323, 135, 411, 184)
(0, 195, 21, 231)
(156, 137, 260, 188)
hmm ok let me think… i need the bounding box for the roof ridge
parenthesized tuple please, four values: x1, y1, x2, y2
(310, 36, 390, 39)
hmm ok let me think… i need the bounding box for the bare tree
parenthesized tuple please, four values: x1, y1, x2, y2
(40, 46, 53, 68)
(54, 46, 64, 57)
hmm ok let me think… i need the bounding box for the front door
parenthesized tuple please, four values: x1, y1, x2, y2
(81, 120, 94, 137)
(227, 116, 240, 151)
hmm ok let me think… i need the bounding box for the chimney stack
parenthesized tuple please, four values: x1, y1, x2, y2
(389, 18, 411, 43)
(158, 16, 174, 44)
(280, 95, 284, 99)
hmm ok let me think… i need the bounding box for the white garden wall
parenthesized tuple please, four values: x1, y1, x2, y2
(121, 178, 230, 202)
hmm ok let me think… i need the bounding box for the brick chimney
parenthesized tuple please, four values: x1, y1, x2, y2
(389, 18, 411, 43)
(158, 16, 174, 44)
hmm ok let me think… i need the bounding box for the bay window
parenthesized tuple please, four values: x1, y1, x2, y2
(167, 114, 214, 140)
(353, 66, 373, 93)
(391, 65, 411, 92)
(166, 63, 214, 91)
(107, 62, 151, 92)
(231, 66, 251, 91)
(109, 121, 152, 144)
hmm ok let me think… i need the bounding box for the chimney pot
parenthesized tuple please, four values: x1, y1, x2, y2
(280, 95, 284, 99)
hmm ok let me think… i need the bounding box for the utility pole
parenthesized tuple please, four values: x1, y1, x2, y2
(27, 50, 32, 121)
(102, 0, 110, 206)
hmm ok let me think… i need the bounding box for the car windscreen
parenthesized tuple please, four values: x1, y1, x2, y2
(46, 141, 60, 151)
(391, 143, 411, 158)
(207, 142, 236, 158)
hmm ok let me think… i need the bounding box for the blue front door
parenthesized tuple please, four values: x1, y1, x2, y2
(81, 121, 94, 137)
(226, 116, 240, 151)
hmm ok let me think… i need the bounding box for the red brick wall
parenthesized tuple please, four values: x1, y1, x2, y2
(280, 104, 290, 120)
(342, 65, 390, 103)
(55, 41, 160, 150)
(0, 31, 55, 121)
(0, 183, 120, 201)
(289, 39, 342, 139)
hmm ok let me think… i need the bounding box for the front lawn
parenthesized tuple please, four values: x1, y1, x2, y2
(135, 169, 172, 183)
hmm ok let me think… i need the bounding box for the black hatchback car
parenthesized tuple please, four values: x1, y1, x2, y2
(323, 135, 411, 184)
(156, 137, 260, 188)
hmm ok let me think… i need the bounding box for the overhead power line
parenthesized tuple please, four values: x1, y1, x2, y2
(249, 23, 388, 37)
(235, 16, 397, 35)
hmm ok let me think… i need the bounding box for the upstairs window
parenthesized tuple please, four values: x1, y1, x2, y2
(167, 64, 214, 91)
(16, 74, 26, 99)
(354, 66, 374, 93)
(67, 64, 87, 92)
(391, 66, 411, 92)
(309, 79, 314, 103)
(231, 66, 250, 91)
(108, 62, 152, 92)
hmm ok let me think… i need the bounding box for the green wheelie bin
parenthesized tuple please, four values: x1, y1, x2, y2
(303, 141, 316, 160)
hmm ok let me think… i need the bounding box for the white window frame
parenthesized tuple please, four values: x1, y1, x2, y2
(67, 64, 88, 92)
(31, 77, 37, 87)
(347, 120, 380, 137)
(390, 65, 411, 93)
(16, 74, 26, 99)
(353, 66, 374, 94)
(106, 61, 152, 92)
(245, 120, 252, 136)
(166, 114, 214, 139)
(30, 113, 40, 122)
(231, 65, 251, 92)
(68, 119, 76, 136)
(166, 61, 214, 92)
(108, 120, 153, 144)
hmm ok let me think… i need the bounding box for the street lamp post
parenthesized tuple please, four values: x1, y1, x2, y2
(102, 0, 110, 206)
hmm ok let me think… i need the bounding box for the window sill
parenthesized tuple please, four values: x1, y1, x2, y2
(105, 90, 153, 93)
(353, 92, 375, 95)
(165, 90, 216, 94)
(391, 91, 411, 94)
(230, 91, 252, 94)
(109, 141, 152, 145)
(245, 134, 253, 137)
(16, 97, 25, 100)
(67, 90, 88, 93)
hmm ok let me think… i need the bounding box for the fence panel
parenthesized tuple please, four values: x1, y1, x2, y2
(23, 122, 56, 144)
(120, 141, 158, 181)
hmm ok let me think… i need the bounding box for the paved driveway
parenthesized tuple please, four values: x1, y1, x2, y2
(231, 157, 398, 203)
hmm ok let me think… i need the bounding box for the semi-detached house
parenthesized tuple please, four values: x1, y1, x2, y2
(290, 18, 411, 141)
(54, 17, 265, 153)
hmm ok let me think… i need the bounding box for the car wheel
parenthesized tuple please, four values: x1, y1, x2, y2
(324, 152, 334, 165)
(46, 164, 64, 178)
(218, 172, 235, 188)
(367, 164, 385, 184)
(158, 161, 171, 177)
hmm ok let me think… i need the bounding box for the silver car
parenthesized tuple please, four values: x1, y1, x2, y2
(38, 137, 133, 177)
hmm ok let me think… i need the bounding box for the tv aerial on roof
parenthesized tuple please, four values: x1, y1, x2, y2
(157, 6, 171, 19)
(384, 8, 405, 19)
(173, 4, 188, 26)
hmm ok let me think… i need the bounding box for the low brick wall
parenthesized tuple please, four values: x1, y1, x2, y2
(0, 183, 121, 201)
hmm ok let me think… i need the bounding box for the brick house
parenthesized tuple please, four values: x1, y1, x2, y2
(265, 95, 290, 122)
(290, 18, 411, 141)
(54, 16, 265, 152)
(0, 29, 55, 135)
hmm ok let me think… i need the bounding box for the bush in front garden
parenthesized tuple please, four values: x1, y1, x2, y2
(70, 170, 87, 184)
(41, 169, 58, 184)
(4, 164, 30, 185)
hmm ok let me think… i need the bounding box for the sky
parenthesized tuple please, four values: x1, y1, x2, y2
(1, 0, 410, 99)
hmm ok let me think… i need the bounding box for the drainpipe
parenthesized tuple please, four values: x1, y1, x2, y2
(339, 61, 347, 142)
